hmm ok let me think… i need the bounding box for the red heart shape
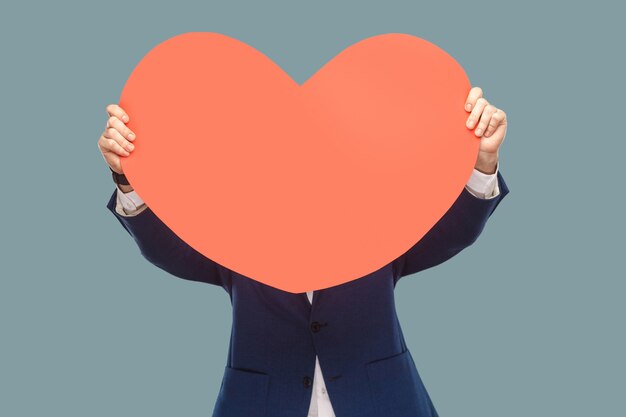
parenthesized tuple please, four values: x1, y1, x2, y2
(119, 32, 478, 293)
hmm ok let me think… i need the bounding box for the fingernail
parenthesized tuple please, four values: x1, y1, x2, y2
(122, 115, 129, 122)
(466, 119, 473, 128)
(465, 103, 472, 111)
(128, 133, 135, 140)
(475, 128, 483, 136)
(127, 143, 134, 151)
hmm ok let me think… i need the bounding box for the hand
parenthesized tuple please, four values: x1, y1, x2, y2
(97, 104, 136, 175)
(464, 87, 508, 174)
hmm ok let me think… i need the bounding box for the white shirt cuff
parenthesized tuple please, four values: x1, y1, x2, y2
(115, 185, 147, 216)
(465, 162, 500, 199)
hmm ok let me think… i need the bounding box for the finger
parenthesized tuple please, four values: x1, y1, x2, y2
(106, 116, 136, 141)
(465, 87, 483, 112)
(103, 127, 133, 154)
(466, 97, 489, 129)
(103, 136, 130, 157)
(99, 135, 129, 158)
(475, 105, 498, 137)
(484, 109, 505, 137)
(106, 103, 129, 123)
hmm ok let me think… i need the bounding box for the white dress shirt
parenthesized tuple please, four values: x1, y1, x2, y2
(112, 165, 500, 417)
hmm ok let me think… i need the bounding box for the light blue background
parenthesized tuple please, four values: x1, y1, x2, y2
(1, 1, 624, 416)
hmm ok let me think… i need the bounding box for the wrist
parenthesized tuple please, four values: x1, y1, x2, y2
(109, 165, 132, 189)
(118, 184, 134, 193)
(474, 152, 499, 175)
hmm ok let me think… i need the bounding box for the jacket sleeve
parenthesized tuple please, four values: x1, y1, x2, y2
(105, 188, 232, 293)
(392, 170, 510, 285)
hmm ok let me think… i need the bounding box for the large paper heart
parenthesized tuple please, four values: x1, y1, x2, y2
(119, 32, 478, 293)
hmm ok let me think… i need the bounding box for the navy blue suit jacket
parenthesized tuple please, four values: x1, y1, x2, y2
(106, 171, 509, 417)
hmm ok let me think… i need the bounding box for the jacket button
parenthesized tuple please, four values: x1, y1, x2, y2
(303, 376, 312, 388)
(311, 321, 328, 333)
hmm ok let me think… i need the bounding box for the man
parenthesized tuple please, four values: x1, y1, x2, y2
(98, 86, 510, 417)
